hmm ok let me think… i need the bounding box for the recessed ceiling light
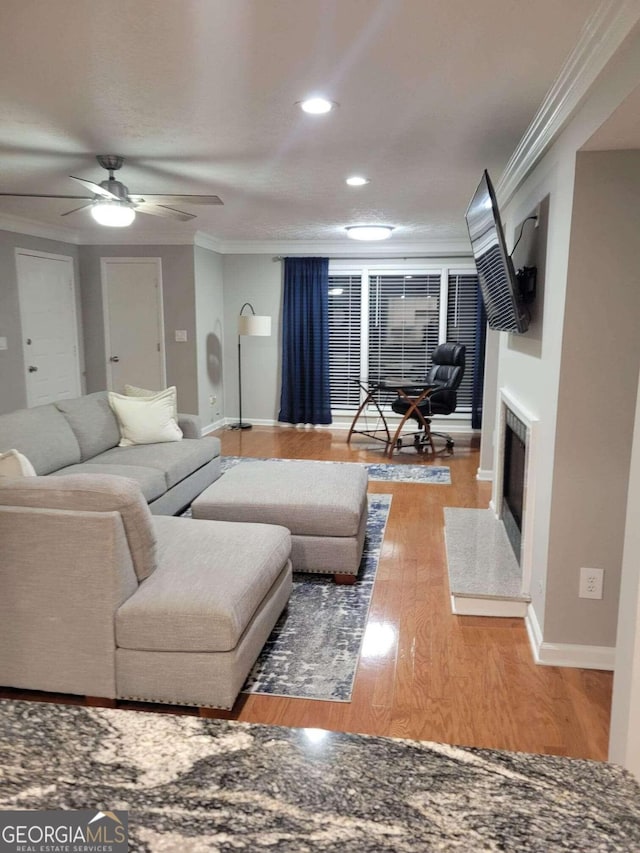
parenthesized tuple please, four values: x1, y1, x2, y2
(299, 97, 335, 114)
(346, 225, 394, 241)
(346, 176, 370, 186)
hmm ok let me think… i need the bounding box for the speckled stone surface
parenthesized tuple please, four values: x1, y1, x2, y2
(221, 455, 451, 484)
(444, 507, 525, 599)
(2, 700, 639, 852)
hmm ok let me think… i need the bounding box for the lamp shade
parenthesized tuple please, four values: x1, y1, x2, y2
(238, 314, 271, 336)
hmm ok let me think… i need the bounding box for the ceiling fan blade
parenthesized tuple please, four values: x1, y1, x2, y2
(134, 202, 196, 222)
(61, 202, 95, 217)
(0, 193, 93, 199)
(69, 176, 118, 199)
(131, 194, 223, 206)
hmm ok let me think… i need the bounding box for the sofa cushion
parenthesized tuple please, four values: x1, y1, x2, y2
(192, 461, 368, 537)
(51, 463, 166, 503)
(54, 392, 120, 461)
(0, 474, 157, 581)
(90, 436, 220, 489)
(116, 516, 291, 652)
(0, 404, 80, 475)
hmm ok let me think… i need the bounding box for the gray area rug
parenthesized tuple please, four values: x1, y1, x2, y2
(444, 507, 523, 598)
(242, 494, 391, 701)
(2, 700, 640, 853)
(221, 455, 451, 484)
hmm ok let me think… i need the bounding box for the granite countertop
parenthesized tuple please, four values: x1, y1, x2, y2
(1, 699, 639, 852)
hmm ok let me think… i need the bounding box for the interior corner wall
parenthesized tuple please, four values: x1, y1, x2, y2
(544, 150, 640, 647)
(78, 244, 198, 414)
(222, 254, 282, 424)
(194, 245, 225, 428)
(0, 229, 82, 414)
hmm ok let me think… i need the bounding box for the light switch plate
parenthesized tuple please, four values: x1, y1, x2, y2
(0, 337, 7, 350)
(174, 330, 188, 342)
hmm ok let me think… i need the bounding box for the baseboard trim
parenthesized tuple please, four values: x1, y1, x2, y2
(525, 604, 615, 670)
(450, 594, 529, 618)
(476, 468, 493, 482)
(202, 418, 225, 435)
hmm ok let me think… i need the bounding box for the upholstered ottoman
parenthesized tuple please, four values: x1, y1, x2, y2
(191, 461, 368, 583)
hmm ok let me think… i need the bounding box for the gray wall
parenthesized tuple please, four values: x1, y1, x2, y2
(222, 254, 282, 423)
(545, 150, 640, 646)
(194, 245, 225, 426)
(0, 230, 81, 414)
(78, 244, 198, 414)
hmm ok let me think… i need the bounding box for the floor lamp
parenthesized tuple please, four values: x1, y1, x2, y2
(229, 302, 271, 430)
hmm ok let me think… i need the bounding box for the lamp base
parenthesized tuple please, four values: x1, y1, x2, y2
(229, 422, 253, 430)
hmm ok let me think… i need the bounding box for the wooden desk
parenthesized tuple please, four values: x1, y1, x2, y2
(346, 378, 434, 457)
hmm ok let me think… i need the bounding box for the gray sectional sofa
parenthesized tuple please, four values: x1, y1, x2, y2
(0, 391, 221, 515)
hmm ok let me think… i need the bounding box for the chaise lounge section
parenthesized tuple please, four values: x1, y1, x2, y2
(0, 474, 292, 709)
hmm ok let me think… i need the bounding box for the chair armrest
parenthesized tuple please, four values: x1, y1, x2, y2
(177, 413, 202, 439)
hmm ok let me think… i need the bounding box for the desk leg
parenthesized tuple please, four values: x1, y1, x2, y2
(347, 393, 373, 443)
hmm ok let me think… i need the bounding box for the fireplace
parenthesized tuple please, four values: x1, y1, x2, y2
(502, 409, 527, 562)
(492, 389, 538, 595)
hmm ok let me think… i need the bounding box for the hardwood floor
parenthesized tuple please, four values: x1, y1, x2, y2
(2, 425, 613, 760)
(201, 426, 612, 761)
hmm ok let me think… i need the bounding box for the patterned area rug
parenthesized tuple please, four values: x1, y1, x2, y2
(221, 455, 451, 484)
(2, 700, 640, 853)
(242, 494, 391, 701)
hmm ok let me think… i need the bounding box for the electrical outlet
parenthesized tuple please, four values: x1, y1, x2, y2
(579, 567, 604, 600)
(209, 395, 216, 405)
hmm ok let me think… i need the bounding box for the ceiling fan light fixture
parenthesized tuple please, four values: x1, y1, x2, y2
(90, 200, 136, 227)
(346, 225, 394, 241)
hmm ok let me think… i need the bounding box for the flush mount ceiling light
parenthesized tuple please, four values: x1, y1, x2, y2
(346, 225, 394, 241)
(345, 176, 370, 186)
(299, 96, 336, 114)
(90, 200, 136, 227)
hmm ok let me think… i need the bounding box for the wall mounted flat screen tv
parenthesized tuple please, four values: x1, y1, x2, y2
(465, 169, 530, 334)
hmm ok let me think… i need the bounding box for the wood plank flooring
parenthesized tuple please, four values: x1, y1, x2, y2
(201, 426, 612, 761)
(2, 426, 613, 760)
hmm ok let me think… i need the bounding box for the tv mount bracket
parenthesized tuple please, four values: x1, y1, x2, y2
(516, 266, 537, 304)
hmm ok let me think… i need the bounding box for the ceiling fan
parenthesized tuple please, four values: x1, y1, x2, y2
(0, 155, 223, 226)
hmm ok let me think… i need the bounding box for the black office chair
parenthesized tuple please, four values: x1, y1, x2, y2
(391, 343, 466, 454)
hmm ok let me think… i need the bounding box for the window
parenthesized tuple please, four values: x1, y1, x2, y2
(327, 265, 479, 416)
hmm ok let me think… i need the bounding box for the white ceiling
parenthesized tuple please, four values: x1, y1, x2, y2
(0, 0, 603, 248)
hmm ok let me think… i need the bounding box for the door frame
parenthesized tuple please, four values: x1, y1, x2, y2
(100, 257, 166, 391)
(15, 248, 82, 407)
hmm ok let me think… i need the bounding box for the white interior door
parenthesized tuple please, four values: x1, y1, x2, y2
(16, 249, 81, 407)
(101, 258, 166, 393)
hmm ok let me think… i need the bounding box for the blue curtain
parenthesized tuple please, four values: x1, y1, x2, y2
(278, 257, 332, 425)
(471, 284, 487, 430)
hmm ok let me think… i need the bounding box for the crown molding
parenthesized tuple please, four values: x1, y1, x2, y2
(193, 230, 225, 253)
(212, 238, 472, 256)
(497, 0, 640, 205)
(0, 212, 81, 245)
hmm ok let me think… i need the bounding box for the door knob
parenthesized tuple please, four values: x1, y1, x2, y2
(28, 365, 38, 373)
(110, 355, 120, 363)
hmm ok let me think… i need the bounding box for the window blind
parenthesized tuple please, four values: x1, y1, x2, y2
(327, 274, 362, 409)
(368, 274, 441, 381)
(446, 274, 478, 409)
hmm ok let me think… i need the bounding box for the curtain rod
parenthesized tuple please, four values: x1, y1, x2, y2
(272, 254, 471, 261)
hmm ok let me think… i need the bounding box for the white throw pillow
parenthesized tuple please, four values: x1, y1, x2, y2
(0, 449, 37, 477)
(124, 384, 178, 418)
(108, 387, 183, 447)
